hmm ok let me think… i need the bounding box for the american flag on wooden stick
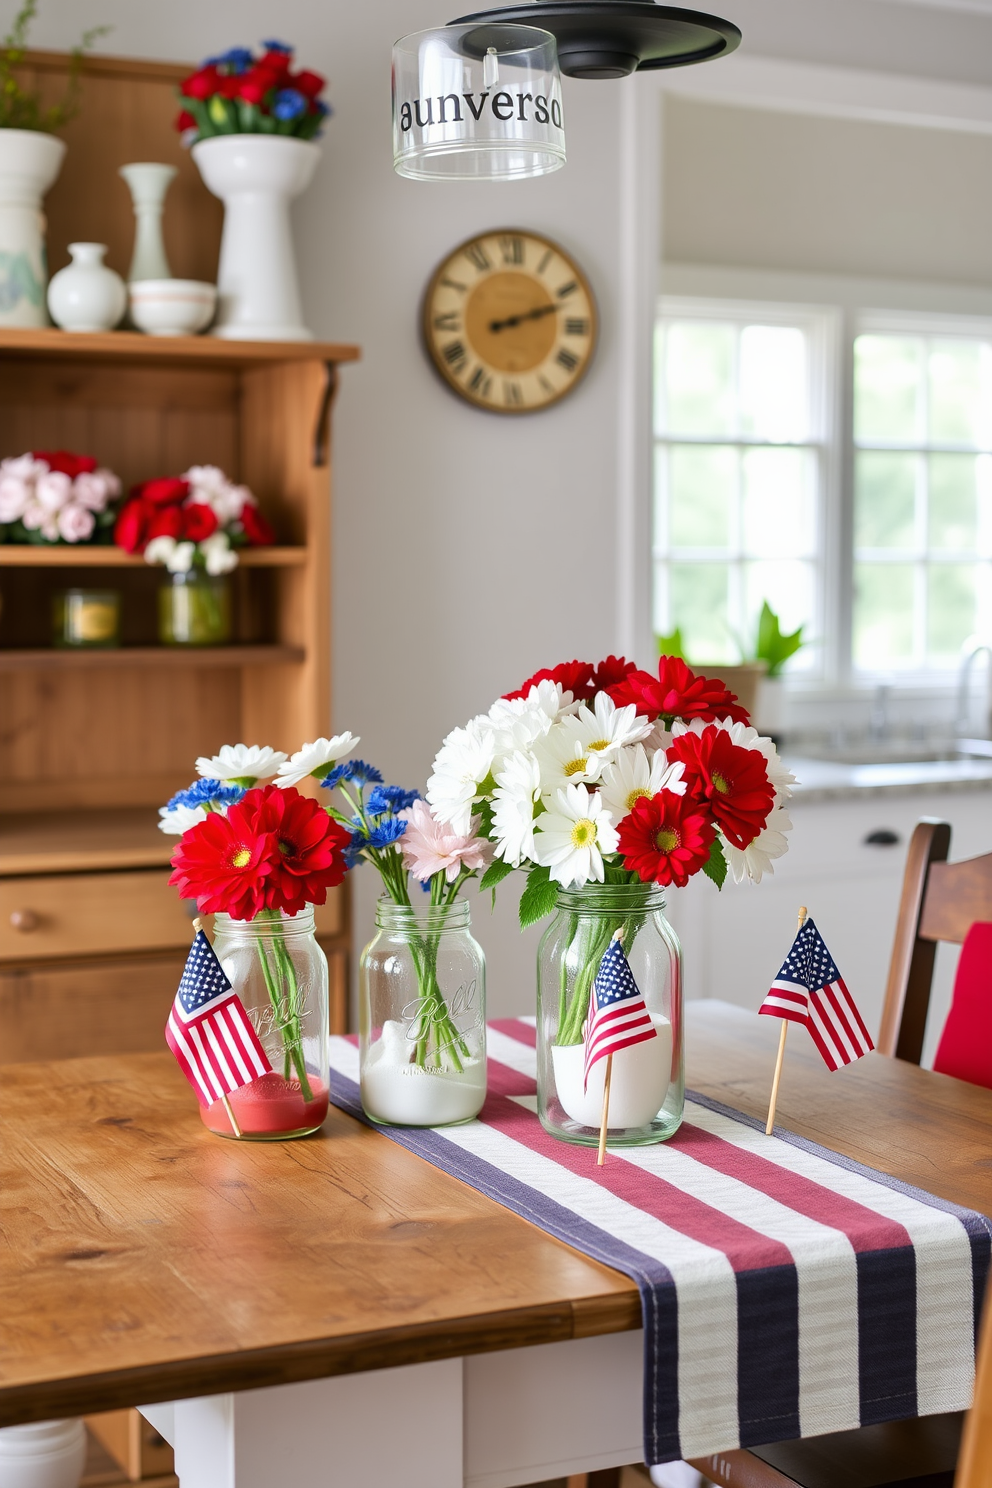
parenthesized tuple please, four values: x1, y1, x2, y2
(583, 935, 658, 1091)
(760, 917, 873, 1071)
(166, 929, 272, 1107)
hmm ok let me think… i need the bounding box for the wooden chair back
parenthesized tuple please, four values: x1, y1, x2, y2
(956, 1288, 992, 1488)
(878, 819, 992, 1063)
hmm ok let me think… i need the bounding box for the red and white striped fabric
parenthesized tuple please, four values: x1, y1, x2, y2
(760, 917, 874, 1070)
(328, 1018, 988, 1469)
(165, 929, 271, 1107)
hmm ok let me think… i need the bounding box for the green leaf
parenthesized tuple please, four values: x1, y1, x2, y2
(702, 836, 728, 890)
(655, 627, 685, 660)
(473, 798, 495, 839)
(519, 864, 558, 929)
(754, 601, 804, 679)
(479, 858, 514, 892)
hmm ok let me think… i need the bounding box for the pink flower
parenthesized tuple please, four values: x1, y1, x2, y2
(57, 502, 96, 543)
(21, 502, 59, 540)
(74, 470, 120, 512)
(35, 470, 72, 512)
(0, 474, 30, 521)
(399, 799, 491, 883)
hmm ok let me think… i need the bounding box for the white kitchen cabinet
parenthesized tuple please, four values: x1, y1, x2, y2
(665, 786, 992, 1065)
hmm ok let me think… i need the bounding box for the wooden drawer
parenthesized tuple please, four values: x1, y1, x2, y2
(0, 870, 194, 963)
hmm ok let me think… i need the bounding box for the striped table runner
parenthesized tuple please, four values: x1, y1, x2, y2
(327, 1018, 991, 1466)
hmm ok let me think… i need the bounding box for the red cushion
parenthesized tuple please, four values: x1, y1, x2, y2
(932, 921, 992, 1089)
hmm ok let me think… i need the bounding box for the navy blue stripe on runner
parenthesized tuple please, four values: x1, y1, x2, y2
(857, 1245, 918, 1425)
(328, 1070, 684, 1465)
(736, 1264, 801, 1447)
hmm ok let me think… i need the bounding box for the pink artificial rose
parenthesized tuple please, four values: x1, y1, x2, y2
(57, 502, 96, 543)
(400, 799, 491, 884)
(0, 474, 30, 521)
(35, 470, 73, 512)
(74, 470, 119, 512)
(22, 502, 59, 541)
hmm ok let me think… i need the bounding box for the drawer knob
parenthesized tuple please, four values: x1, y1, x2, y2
(863, 828, 901, 847)
(9, 909, 38, 932)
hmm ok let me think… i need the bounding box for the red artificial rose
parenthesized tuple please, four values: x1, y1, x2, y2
(216, 74, 241, 99)
(114, 498, 151, 554)
(590, 655, 638, 695)
(181, 503, 219, 542)
(169, 804, 275, 920)
(134, 477, 190, 507)
(236, 72, 272, 105)
(181, 66, 220, 100)
(239, 502, 275, 546)
(618, 791, 715, 889)
(669, 726, 775, 850)
(291, 69, 325, 99)
(504, 659, 596, 703)
(146, 504, 184, 542)
(175, 109, 196, 132)
(608, 655, 750, 726)
(260, 48, 292, 75)
(33, 450, 97, 478)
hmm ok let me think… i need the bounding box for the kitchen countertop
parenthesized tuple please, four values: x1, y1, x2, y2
(784, 754, 992, 802)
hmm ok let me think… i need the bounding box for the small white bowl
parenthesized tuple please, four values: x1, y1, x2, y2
(128, 279, 217, 337)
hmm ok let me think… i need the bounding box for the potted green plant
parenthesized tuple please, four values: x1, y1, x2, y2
(0, 1, 106, 327)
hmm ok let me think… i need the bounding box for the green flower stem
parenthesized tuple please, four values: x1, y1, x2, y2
(555, 897, 653, 1047)
(254, 910, 315, 1103)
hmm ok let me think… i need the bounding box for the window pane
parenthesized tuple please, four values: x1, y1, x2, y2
(854, 563, 915, 668)
(743, 560, 816, 670)
(739, 326, 808, 442)
(668, 445, 735, 549)
(669, 563, 733, 663)
(928, 340, 992, 447)
(854, 451, 917, 550)
(742, 447, 815, 557)
(854, 335, 921, 443)
(662, 322, 735, 436)
(927, 564, 976, 661)
(929, 454, 978, 551)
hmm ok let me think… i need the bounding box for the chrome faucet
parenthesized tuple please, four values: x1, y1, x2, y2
(956, 641, 992, 738)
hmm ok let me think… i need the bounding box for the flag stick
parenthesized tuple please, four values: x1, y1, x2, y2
(597, 928, 625, 1166)
(192, 916, 242, 1140)
(765, 906, 807, 1136)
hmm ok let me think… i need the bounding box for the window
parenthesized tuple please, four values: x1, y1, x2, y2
(653, 302, 828, 671)
(853, 328, 992, 673)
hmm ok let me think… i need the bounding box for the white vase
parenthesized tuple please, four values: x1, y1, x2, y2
(192, 134, 319, 341)
(119, 161, 176, 282)
(0, 1420, 86, 1488)
(0, 129, 66, 327)
(47, 243, 127, 333)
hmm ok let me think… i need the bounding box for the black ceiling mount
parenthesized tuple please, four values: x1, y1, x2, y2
(448, 2, 741, 80)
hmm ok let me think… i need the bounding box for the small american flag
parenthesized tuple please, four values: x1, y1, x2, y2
(584, 935, 658, 1091)
(760, 917, 874, 1070)
(166, 930, 272, 1107)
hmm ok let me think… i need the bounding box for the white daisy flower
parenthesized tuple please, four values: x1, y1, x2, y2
(724, 806, 793, 884)
(533, 784, 619, 888)
(200, 531, 238, 576)
(427, 719, 496, 835)
(532, 718, 604, 796)
(194, 743, 288, 783)
(671, 716, 795, 803)
(599, 744, 686, 823)
(157, 803, 208, 834)
(572, 691, 653, 763)
(492, 750, 543, 866)
(275, 733, 360, 788)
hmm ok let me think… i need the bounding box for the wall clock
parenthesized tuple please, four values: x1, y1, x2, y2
(422, 229, 597, 413)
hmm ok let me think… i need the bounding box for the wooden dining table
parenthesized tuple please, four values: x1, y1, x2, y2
(2, 1001, 990, 1488)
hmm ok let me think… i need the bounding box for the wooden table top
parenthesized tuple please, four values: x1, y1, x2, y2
(2, 1001, 990, 1427)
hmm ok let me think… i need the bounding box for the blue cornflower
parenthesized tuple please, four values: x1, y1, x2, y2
(343, 831, 366, 871)
(320, 759, 383, 790)
(350, 815, 407, 850)
(205, 46, 254, 72)
(262, 39, 293, 53)
(165, 778, 245, 811)
(272, 88, 307, 121)
(367, 785, 421, 816)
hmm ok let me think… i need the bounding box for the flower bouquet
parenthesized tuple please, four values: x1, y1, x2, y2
(426, 654, 794, 1144)
(175, 40, 330, 143)
(114, 464, 274, 575)
(0, 450, 120, 544)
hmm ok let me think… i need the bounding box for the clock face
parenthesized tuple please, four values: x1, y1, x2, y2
(422, 229, 597, 414)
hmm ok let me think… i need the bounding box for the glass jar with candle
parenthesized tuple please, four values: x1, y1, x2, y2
(158, 569, 231, 646)
(52, 588, 121, 648)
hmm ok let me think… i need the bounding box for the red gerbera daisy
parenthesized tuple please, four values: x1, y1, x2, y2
(168, 803, 275, 919)
(503, 659, 596, 703)
(590, 655, 638, 694)
(237, 786, 351, 914)
(669, 726, 775, 850)
(607, 654, 750, 726)
(617, 790, 715, 888)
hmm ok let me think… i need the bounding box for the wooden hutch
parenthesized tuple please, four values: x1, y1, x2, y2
(0, 53, 358, 1065)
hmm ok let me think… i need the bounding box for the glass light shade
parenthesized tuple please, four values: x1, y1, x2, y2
(392, 23, 565, 181)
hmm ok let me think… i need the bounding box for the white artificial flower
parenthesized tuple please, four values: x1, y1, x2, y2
(166, 541, 196, 573)
(56, 502, 95, 543)
(275, 733, 360, 788)
(533, 783, 619, 888)
(199, 531, 238, 575)
(144, 535, 177, 566)
(35, 470, 72, 512)
(724, 806, 793, 884)
(74, 469, 119, 511)
(532, 717, 604, 796)
(671, 716, 796, 804)
(492, 750, 542, 866)
(21, 501, 58, 540)
(571, 690, 652, 763)
(157, 802, 208, 834)
(195, 743, 288, 782)
(1, 454, 45, 482)
(184, 465, 252, 525)
(0, 474, 30, 521)
(599, 743, 686, 823)
(427, 719, 496, 835)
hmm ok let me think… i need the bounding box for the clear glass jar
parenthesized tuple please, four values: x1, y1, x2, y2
(158, 569, 231, 645)
(204, 907, 329, 1139)
(53, 588, 120, 647)
(537, 883, 684, 1147)
(359, 898, 486, 1126)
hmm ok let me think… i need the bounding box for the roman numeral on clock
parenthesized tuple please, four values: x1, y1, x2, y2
(500, 235, 524, 265)
(443, 341, 467, 369)
(468, 366, 492, 397)
(503, 381, 523, 406)
(440, 277, 467, 293)
(556, 280, 578, 299)
(433, 312, 461, 332)
(464, 244, 492, 272)
(556, 347, 580, 373)
(565, 318, 589, 336)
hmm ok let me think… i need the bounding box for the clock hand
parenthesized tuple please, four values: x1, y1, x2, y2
(488, 303, 559, 333)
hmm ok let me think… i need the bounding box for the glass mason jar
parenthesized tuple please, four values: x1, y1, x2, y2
(537, 884, 684, 1147)
(203, 907, 329, 1139)
(359, 899, 486, 1126)
(53, 588, 120, 647)
(158, 569, 231, 645)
